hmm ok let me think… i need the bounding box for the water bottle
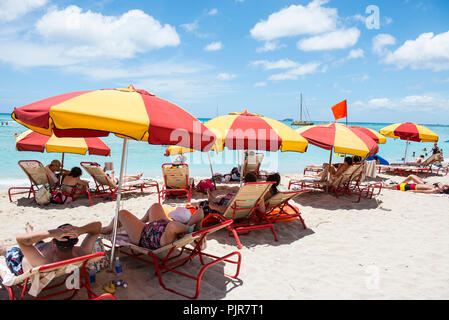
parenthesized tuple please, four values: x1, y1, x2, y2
(114, 256, 122, 275)
(89, 266, 96, 283)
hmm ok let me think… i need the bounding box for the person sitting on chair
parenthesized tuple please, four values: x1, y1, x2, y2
(45, 160, 70, 186)
(317, 156, 353, 183)
(0, 222, 101, 275)
(103, 165, 143, 186)
(257, 173, 281, 214)
(383, 174, 449, 194)
(199, 172, 258, 215)
(61, 167, 90, 194)
(100, 204, 204, 251)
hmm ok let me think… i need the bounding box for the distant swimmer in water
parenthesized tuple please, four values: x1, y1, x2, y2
(13, 133, 18, 137)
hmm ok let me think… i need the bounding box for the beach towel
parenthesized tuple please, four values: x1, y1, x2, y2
(364, 160, 377, 179)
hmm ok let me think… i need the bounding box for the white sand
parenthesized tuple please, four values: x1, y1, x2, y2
(1, 172, 449, 300)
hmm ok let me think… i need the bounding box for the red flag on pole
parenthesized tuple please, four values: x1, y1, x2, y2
(331, 100, 347, 121)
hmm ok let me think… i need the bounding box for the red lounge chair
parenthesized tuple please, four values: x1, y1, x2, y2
(0, 252, 116, 300)
(8, 160, 54, 202)
(242, 152, 265, 179)
(202, 181, 276, 249)
(81, 162, 160, 205)
(259, 190, 309, 229)
(160, 163, 193, 202)
(102, 220, 241, 299)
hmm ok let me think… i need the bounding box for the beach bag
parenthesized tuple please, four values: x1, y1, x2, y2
(87, 238, 110, 273)
(196, 179, 215, 194)
(50, 191, 72, 204)
(5, 247, 24, 276)
(35, 185, 51, 205)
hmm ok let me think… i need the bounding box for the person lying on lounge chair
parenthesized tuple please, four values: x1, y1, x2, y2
(257, 173, 281, 213)
(61, 167, 90, 194)
(406, 155, 425, 166)
(100, 204, 204, 250)
(308, 156, 353, 183)
(198, 172, 258, 215)
(383, 174, 449, 194)
(103, 165, 144, 185)
(0, 222, 101, 275)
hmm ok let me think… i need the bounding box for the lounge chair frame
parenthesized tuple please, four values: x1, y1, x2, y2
(81, 161, 160, 205)
(0, 252, 116, 300)
(160, 163, 193, 202)
(203, 182, 277, 249)
(102, 220, 241, 299)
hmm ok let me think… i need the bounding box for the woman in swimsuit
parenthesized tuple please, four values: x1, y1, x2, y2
(100, 204, 204, 250)
(61, 167, 90, 194)
(384, 174, 449, 194)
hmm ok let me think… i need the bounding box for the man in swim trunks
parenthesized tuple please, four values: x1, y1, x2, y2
(100, 203, 204, 251)
(0, 222, 101, 275)
(383, 174, 449, 194)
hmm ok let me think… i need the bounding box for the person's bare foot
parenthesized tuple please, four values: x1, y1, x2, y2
(137, 172, 143, 178)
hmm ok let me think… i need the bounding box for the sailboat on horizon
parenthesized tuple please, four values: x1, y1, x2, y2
(292, 93, 314, 126)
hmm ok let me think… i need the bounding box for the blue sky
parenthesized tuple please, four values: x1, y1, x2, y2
(1, 0, 449, 124)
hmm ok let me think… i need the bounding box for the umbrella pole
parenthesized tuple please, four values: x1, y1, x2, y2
(326, 148, 333, 192)
(207, 151, 216, 188)
(109, 138, 128, 268)
(404, 139, 409, 163)
(59, 153, 65, 187)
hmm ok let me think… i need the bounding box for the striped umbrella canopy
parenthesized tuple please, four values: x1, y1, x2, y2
(351, 126, 386, 144)
(199, 110, 308, 152)
(296, 123, 379, 157)
(11, 84, 215, 268)
(16, 130, 111, 156)
(379, 122, 438, 163)
(11, 85, 215, 150)
(379, 122, 438, 142)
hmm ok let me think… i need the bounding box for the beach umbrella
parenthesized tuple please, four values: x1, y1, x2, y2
(296, 123, 379, 189)
(16, 129, 111, 184)
(350, 126, 386, 144)
(379, 122, 438, 163)
(11, 84, 216, 266)
(168, 110, 309, 182)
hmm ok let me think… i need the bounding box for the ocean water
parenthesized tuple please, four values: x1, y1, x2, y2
(1, 113, 448, 190)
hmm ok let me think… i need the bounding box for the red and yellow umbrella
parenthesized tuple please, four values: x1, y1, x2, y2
(12, 85, 215, 150)
(16, 130, 110, 156)
(379, 122, 438, 163)
(296, 123, 379, 157)
(351, 126, 386, 144)
(379, 122, 438, 142)
(203, 110, 308, 152)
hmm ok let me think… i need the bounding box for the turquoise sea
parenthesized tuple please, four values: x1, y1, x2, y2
(1, 113, 448, 190)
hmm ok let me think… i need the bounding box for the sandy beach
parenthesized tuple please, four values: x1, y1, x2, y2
(1, 171, 448, 300)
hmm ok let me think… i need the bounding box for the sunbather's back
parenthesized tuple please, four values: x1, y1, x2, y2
(222, 182, 273, 220)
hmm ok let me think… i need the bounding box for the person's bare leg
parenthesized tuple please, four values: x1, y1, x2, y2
(101, 209, 146, 245)
(141, 203, 168, 223)
(122, 172, 144, 183)
(159, 221, 189, 247)
(0, 243, 7, 256)
(402, 175, 424, 185)
(187, 208, 204, 231)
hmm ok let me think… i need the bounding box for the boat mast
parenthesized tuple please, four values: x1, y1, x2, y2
(300, 92, 303, 122)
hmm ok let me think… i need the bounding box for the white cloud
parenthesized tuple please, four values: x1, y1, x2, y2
(354, 94, 449, 112)
(217, 73, 236, 80)
(256, 41, 286, 53)
(351, 74, 370, 83)
(297, 28, 360, 51)
(250, 0, 337, 41)
(207, 8, 218, 16)
(253, 82, 267, 87)
(268, 62, 322, 81)
(251, 59, 299, 70)
(180, 20, 199, 32)
(372, 33, 396, 55)
(382, 31, 449, 71)
(204, 41, 223, 51)
(35, 6, 180, 59)
(0, 0, 48, 22)
(347, 48, 364, 60)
